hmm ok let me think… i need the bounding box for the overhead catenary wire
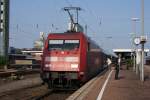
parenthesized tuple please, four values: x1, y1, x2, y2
(83, 0, 100, 22)
(63, 0, 105, 48)
(80, 16, 96, 34)
(64, 0, 101, 34)
(83, 0, 103, 31)
(10, 26, 34, 38)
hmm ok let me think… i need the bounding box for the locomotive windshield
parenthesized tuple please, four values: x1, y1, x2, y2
(48, 39, 80, 50)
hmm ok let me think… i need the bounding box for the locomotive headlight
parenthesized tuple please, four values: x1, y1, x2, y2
(45, 57, 58, 62)
(45, 64, 51, 67)
(71, 64, 78, 68)
(65, 57, 79, 62)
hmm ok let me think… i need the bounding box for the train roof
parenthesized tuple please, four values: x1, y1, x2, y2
(48, 32, 84, 36)
(47, 32, 87, 40)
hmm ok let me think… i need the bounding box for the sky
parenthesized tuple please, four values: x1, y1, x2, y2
(8, 0, 150, 52)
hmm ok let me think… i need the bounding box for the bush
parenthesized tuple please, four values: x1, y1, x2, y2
(0, 56, 7, 66)
(126, 59, 133, 70)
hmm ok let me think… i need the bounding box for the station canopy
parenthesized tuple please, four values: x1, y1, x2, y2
(113, 49, 149, 59)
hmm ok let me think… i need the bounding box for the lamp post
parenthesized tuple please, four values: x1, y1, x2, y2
(131, 18, 140, 72)
(131, 18, 140, 34)
(140, 0, 146, 82)
(134, 37, 140, 75)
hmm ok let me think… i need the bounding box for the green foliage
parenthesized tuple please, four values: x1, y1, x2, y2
(0, 56, 7, 66)
(126, 59, 133, 70)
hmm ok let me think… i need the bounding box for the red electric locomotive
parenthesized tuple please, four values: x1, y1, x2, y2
(40, 7, 107, 88)
(41, 32, 107, 88)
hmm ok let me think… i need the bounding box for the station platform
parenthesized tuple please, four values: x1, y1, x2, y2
(87, 65, 150, 100)
(67, 65, 150, 100)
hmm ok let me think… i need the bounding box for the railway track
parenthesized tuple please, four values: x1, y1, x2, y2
(0, 82, 75, 100)
(0, 68, 109, 100)
(31, 89, 53, 100)
(0, 68, 40, 78)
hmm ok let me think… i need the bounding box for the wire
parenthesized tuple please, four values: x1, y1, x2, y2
(83, 0, 102, 29)
(80, 16, 98, 35)
(64, 0, 102, 36)
(10, 26, 35, 39)
(83, 0, 98, 21)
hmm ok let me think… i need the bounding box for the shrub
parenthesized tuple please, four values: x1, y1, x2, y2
(0, 56, 7, 66)
(126, 59, 133, 70)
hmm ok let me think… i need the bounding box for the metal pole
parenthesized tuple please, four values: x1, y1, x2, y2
(85, 25, 87, 34)
(77, 10, 78, 24)
(0, 0, 4, 56)
(135, 47, 138, 74)
(141, 0, 144, 82)
(131, 18, 140, 72)
(0, 0, 2, 56)
(133, 52, 136, 71)
(141, 44, 144, 81)
(3, 0, 9, 55)
(133, 28, 137, 73)
(132, 19, 136, 71)
(0, 0, 9, 69)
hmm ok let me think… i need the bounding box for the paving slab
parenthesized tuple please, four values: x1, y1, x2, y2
(84, 65, 150, 100)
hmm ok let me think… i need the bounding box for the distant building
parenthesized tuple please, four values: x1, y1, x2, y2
(34, 32, 45, 50)
(8, 47, 22, 54)
(21, 50, 43, 63)
(34, 39, 43, 50)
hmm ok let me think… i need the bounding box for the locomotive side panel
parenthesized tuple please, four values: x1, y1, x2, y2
(78, 35, 88, 82)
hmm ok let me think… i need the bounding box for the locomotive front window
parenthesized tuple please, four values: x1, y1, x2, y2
(49, 40, 63, 44)
(48, 39, 80, 50)
(64, 40, 79, 50)
(49, 40, 64, 50)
